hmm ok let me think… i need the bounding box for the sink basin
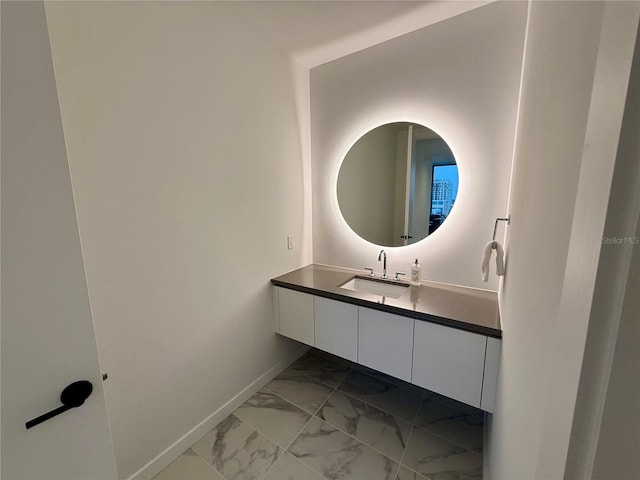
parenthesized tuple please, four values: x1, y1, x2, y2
(339, 276, 409, 299)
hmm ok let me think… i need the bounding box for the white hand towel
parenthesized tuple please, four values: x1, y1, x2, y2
(481, 240, 506, 282)
(481, 241, 494, 282)
(494, 241, 505, 276)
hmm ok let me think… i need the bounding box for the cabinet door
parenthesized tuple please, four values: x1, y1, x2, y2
(315, 296, 358, 362)
(358, 307, 414, 382)
(412, 321, 486, 408)
(276, 287, 314, 346)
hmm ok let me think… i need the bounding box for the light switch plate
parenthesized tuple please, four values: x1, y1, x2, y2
(287, 235, 294, 249)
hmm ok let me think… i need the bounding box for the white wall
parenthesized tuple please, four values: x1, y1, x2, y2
(488, 2, 639, 479)
(591, 220, 640, 480)
(44, 3, 308, 478)
(589, 24, 640, 477)
(310, 1, 527, 290)
(568, 18, 640, 479)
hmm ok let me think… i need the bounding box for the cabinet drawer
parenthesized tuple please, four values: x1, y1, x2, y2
(358, 307, 414, 382)
(315, 297, 358, 362)
(276, 287, 314, 346)
(412, 321, 486, 407)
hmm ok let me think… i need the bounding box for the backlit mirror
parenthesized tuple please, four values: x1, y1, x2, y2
(337, 122, 458, 247)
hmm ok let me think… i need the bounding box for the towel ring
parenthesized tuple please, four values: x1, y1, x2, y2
(492, 216, 511, 241)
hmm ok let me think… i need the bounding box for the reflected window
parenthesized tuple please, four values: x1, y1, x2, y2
(429, 163, 458, 234)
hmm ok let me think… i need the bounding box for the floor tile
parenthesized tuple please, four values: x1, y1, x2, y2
(403, 427, 482, 480)
(262, 452, 326, 480)
(152, 449, 225, 480)
(191, 414, 281, 480)
(287, 349, 353, 387)
(394, 465, 429, 480)
(165, 354, 485, 480)
(288, 416, 398, 480)
(262, 369, 333, 414)
(337, 370, 423, 422)
(317, 390, 412, 461)
(415, 396, 484, 453)
(233, 391, 311, 447)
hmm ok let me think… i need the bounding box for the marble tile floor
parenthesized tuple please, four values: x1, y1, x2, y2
(153, 348, 484, 480)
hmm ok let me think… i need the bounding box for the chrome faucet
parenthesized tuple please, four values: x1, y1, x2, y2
(378, 250, 387, 279)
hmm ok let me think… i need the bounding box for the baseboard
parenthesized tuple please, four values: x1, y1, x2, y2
(127, 344, 310, 480)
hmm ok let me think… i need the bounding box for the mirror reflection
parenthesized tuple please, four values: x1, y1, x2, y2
(337, 122, 458, 247)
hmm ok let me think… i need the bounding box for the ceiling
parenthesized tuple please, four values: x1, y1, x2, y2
(222, 1, 491, 66)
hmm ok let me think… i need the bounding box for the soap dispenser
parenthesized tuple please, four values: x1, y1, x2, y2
(410, 259, 422, 286)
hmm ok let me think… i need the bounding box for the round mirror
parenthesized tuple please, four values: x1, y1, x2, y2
(337, 122, 458, 247)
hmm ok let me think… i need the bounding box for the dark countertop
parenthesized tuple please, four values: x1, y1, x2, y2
(271, 264, 502, 338)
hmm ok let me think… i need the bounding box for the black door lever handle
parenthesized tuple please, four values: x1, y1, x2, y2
(25, 380, 93, 430)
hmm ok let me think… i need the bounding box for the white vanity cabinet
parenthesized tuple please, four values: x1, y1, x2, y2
(314, 296, 358, 362)
(358, 307, 414, 382)
(275, 287, 314, 346)
(273, 284, 501, 413)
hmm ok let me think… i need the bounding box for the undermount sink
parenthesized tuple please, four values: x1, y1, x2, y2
(339, 276, 409, 299)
